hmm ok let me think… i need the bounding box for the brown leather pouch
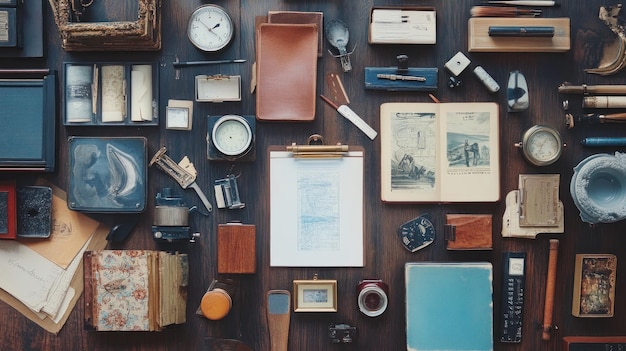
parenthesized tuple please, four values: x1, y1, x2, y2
(256, 23, 318, 122)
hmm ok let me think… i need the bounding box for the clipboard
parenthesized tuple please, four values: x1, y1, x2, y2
(269, 135, 364, 267)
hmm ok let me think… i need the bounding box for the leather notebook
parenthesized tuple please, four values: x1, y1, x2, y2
(267, 11, 323, 57)
(256, 23, 318, 122)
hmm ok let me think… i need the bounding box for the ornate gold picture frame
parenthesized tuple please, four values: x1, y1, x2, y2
(47, 0, 161, 51)
(293, 279, 338, 312)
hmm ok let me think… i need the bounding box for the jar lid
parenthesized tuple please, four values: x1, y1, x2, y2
(200, 288, 232, 320)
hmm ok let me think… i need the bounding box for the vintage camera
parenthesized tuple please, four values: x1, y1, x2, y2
(357, 279, 389, 317)
(329, 323, 357, 344)
(152, 188, 200, 243)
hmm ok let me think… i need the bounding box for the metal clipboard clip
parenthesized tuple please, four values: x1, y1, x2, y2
(287, 134, 349, 158)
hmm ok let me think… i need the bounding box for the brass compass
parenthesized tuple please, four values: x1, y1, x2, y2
(515, 125, 565, 166)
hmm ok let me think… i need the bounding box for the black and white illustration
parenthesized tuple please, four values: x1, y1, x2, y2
(389, 109, 492, 191)
(445, 110, 492, 169)
(389, 111, 437, 191)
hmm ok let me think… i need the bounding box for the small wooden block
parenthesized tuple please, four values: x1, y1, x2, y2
(468, 17, 570, 53)
(217, 223, 256, 274)
(444, 214, 492, 250)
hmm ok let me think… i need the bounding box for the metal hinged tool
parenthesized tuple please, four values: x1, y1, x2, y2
(149, 147, 213, 213)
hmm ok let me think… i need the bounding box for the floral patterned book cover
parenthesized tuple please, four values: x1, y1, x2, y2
(83, 250, 188, 331)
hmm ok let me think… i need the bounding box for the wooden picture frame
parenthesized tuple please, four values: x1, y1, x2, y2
(47, 0, 161, 51)
(293, 279, 337, 312)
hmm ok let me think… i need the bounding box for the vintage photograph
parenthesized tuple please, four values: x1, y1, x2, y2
(293, 279, 337, 312)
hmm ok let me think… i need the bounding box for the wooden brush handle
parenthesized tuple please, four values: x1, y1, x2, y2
(542, 239, 559, 341)
(267, 290, 291, 351)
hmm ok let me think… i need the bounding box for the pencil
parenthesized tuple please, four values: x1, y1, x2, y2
(471, 6, 542, 17)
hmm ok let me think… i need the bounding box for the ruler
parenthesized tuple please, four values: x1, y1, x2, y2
(500, 252, 526, 343)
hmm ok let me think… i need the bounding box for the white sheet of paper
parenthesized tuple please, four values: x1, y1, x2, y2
(269, 151, 364, 267)
(41, 236, 92, 318)
(0, 241, 64, 311)
(51, 287, 75, 324)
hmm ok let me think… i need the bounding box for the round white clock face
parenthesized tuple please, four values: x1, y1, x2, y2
(187, 5, 234, 52)
(527, 130, 559, 162)
(519, 125, 563, 166)
(212, 115, 252, 157)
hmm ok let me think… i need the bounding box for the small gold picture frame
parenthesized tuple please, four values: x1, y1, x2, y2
(293, 278, 337, 312)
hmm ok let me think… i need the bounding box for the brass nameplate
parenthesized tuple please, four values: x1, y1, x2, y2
(519, 174, 560, 227)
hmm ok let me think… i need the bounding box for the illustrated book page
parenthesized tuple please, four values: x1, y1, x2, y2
(380, 102, 499, 202)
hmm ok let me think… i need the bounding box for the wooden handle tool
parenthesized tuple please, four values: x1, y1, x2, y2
(267, 290, 291, 351)
(542, 239, 559, 341)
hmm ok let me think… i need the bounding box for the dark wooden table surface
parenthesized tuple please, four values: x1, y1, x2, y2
(2, 0, 626, 350)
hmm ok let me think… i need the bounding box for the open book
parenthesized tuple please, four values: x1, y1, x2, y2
(381, 102, 500, 203)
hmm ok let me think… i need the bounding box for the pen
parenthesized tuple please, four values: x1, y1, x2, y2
(376, 73, 426, 82)
(173, 59, 246, 68)
(483, 1, 559, 7)
(488, 26, 554, 37)
(581, 137, 626, 147)
(320, 95, 378, 140)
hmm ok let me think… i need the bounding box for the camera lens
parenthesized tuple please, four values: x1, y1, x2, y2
(357, 280, 388, 317)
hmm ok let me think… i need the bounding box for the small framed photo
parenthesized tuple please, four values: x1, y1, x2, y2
(166, 99, 194, 130)
(293, 279, 337, 312)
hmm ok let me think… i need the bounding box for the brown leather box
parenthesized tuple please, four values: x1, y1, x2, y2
(444, 214, 493, 250)
(217, 223, 256, 274)
(256, 23, 318, 122)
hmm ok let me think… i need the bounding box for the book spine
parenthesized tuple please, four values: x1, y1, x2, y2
(83, 251, 96, 330)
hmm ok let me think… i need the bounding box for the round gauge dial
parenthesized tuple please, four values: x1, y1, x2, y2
(212, 115, 253, 157)
(515, 125, 564, 166)
(397, 214, 435, 252)
(187, 5, 234, 52)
